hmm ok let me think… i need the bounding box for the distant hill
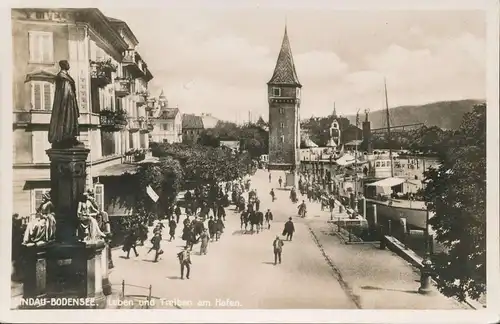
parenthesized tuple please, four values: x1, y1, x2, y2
(344, 99, 485, 130)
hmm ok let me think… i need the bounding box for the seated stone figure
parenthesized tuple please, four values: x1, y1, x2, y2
(77, 192, 106, 243)
(23, 192, 56, 246)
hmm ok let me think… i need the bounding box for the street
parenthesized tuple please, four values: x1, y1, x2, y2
(108, 169, 358, 309)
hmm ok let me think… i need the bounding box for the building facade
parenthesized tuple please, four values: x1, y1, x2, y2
(12, 8, 155, 217)
(181, 114, 204, 144)
(149, 90, 182, 143)
(267, 26, 301, 172)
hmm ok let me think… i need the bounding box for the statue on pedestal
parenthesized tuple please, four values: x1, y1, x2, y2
(48, 60, 82, 149)
(77, 192, 106, 243)
(23, 192, 56, 246)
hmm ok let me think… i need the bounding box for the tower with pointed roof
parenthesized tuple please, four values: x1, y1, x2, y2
(267, 25, 301, 177)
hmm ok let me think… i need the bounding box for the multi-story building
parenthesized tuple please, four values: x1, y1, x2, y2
(12, 8, 155, 217)
(149, 90, 182, 143)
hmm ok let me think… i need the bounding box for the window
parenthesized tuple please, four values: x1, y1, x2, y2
(31, 188, 51, 214)
(272, 87, 281, 97)
(162, 124, 168, 131)
(280, 122, 284, 129)
(31, 81, 54, 110)
(129, 132, 134, 149)
(279, 108, 284, 114)
(32, 130, 51, 163)
(94, 183, 104, 211)
(167, 123, 173, 131)
(28, 31, 54, 63)
(280, 135, 285, 143)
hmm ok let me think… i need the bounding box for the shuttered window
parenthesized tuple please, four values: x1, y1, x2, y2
(28, 31, 54, 63)
(32, 188, 51, 214)
(31, 82, 54, 110)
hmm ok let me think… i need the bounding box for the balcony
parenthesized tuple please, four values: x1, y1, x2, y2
(128, 118, 140, 133)
(99, 109, 128, 132)
(135, 92, 148, 106)
(90, 59, 117, 88)
(114, 78, 131, 97)
(145, 97, 156, 112)
(122, 49, 146, 78)
(138, 117, 149, 133)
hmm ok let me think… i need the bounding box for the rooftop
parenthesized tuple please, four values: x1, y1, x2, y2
(268, 26, 301, 87)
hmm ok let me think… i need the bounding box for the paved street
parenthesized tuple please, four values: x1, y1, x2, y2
(108, 169, 358, 309)
(108, 169, 468, 310)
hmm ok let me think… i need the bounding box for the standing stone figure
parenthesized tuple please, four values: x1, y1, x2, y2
(48, 60, 81, 148)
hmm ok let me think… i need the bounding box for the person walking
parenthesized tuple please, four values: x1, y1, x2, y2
(174, 204, 182, 223)
(270, 188, 275, 202)
(208, 216, 216, 241)
(255, 197, 261, 212)
(199, 228, 209, 255)
(269, 172, 272, 183)
(177, 246, 192, 280)
(215, 217, 225, 241)
(240, 211, 247, 230)
(283, 217, 295, 241)
(148, 232, 163, 262)
(256, 210, 264, 232)
(168, 218, 177, 241)
(278, 176, 283, 188)
(265, 209, 273, 229)
(122, 227, 139, 259)
(217, 204, 226, 221)
(273, 235, 284, 265)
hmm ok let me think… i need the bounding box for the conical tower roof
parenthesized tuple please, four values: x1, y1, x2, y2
(268, 26, 301, 87)
(159, 89, 166, 100)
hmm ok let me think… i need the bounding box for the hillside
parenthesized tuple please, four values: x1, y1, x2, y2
(344, 99, 484, 130)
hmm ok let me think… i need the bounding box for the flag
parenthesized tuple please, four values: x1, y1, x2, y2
(146, 185, 159, 202)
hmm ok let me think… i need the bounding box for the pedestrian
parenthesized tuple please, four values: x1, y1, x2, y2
(255, 197, 261, 212)
(250, 211, 259, 233)
(148, 232, 163, 262)
(269, 173, 272, 183)
(270, 188, 275, 202)
(174, 204, 182, 223)
(168, 218, 177, 241)
(217, 204, 226, 221)
(256, 210, 264, 231)
(273, 235, 284, 265)
(122, 227, 139, 259)
(283, 217, 295, 241)
(265, 209, 273, 229)
(183, 215, 191, 228)
(208, 216, 216, 241)
(215, 217, 225, 241)
(278, 176, 283, 188)
(177, 246, 192, 280)
(184, 228, 196, 251)
(240, 210, 247, 230)
(199, 228, 209, 255)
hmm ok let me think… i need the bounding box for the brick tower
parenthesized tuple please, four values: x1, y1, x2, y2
(267, 25, 301, 187)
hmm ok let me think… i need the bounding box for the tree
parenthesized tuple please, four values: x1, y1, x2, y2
(423, 103, 486, 302)
(115, 157, 183, 228)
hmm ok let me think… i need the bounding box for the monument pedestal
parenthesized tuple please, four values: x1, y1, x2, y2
(20, 146, 109, 309)
(22, 244, 48, 299)
(45, 241, 106, 308)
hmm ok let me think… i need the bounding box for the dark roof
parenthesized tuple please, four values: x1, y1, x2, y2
(268, 27, 301, 87)
(106, 16, 139, 46)
(158, 108, 179, 119)
(182, 114, 204, 129)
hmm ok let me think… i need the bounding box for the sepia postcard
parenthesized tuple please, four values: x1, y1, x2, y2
(1, 0, 499, 323)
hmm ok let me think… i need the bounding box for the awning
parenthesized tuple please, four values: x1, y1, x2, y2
(96, 163, 141, 177)
(366, 177, 406, 187)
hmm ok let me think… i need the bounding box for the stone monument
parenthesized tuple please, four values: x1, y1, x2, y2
(21, 60, 107, 308)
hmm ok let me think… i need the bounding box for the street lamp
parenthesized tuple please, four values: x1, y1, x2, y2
(419, 204, 434, 295)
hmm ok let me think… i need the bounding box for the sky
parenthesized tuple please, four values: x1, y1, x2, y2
(101, 6, 486, 122)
